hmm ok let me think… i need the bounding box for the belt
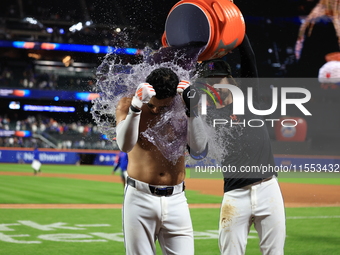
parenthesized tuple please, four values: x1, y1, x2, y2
(126, 176, 185, 196)
(251, 176, 273, 186)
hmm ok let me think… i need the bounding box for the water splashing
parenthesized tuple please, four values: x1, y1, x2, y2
(91, 44, 230, 165)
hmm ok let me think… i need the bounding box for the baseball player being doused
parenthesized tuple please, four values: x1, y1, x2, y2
(115, 67, 208, 254)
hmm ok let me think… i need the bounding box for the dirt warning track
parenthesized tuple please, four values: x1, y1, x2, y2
(1, 171, 339, 208)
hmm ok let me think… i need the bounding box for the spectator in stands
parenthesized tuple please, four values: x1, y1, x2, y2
(22, 65, 35, 88)
(0, 67, 13, 86)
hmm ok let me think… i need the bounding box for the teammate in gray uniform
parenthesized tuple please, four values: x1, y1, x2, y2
(197, 35, 286, 254)
(116, 67, 208, 255)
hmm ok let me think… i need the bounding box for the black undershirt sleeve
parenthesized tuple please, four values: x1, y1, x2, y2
(237, 34, 260, 105)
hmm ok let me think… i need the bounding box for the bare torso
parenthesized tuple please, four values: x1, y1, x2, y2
(116, 97, 186, 186)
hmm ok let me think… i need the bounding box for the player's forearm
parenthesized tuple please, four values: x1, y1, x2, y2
(239, 34, 260, 104)
(187, 116, 208, 154)
(239, 35, 257, 78)
(116, 108, 141, 152)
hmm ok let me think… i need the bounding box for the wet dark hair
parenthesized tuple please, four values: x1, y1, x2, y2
(146, 67, 179, 99)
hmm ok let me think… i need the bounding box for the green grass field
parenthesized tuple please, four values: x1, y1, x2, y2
(1, 163, 340, 254)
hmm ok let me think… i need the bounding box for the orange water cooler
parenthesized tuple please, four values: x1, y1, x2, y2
(162, 0, 245, 61)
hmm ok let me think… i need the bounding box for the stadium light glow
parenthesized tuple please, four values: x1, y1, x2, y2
(69, 22, 83, 32)
(0, 40, 142, 55)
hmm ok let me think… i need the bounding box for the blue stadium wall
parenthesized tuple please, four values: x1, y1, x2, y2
(1, 148, 339, 169)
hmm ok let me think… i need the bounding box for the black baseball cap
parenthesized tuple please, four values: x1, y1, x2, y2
(197, 58, 232, 78)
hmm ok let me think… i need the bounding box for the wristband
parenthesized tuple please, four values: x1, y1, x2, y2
(130, 105, 141, 113)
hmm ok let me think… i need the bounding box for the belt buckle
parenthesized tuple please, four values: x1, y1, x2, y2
(154, 186, 173, 196)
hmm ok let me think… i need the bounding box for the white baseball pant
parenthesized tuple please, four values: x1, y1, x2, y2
(219, 176, 286, 255)
(123, 177, 194, 255)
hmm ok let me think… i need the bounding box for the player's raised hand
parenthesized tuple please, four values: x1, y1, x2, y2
(131, 83, 156, 110)
(179, 81, 201, 117)
(177, 80, 190, 95)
